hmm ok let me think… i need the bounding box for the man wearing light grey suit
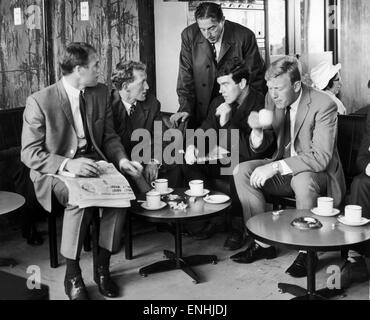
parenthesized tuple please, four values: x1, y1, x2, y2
(231, 56, 346, 278)
(21, 43, 143, 300)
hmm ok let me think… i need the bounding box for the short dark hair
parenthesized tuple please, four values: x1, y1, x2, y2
(195, 2, 224, 22)
(217, 57, 250, 84)
(59, 42, 97, 76)
(265, 56, 301, 84)
(111, 60, 147, 91)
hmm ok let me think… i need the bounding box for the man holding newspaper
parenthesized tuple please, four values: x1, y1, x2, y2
(21, 42, 141, 300)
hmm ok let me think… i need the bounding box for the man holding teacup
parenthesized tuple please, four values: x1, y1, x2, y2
(340, 109, 370, 288)
(231, 56, 346, 278)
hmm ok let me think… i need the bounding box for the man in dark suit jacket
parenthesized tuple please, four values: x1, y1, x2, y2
(171, 2, 266, 129)
(21, 43, 143, 300)
(184, 58, 269, 244)
(231, 56, 346, 278)
(111, 60, 183, 190)
(340, 109, 370, 288)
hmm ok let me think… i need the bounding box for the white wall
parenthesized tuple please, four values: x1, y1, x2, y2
(154, 1, 188, 113)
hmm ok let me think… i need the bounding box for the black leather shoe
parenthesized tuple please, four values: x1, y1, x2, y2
(224, 231, 252, 251)
(285, 252, 318, 278)
(64, 275, 89, 300)
(94, 266, 119, 298)
(230, 242, 277, 263)
(192, 222, 220, 240)
(340, 256, 370, 289)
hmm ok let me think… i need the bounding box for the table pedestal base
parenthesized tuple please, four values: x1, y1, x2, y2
(278, 283, 344, 300)
(139, 250, 217, 283)
(0, 257, 17, 267)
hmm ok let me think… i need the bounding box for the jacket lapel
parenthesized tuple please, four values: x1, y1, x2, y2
(132, 101, 148, 129)
(197, 35, 215, 64)
(293, 85, 311, 142)
(56, 81, 75, 130)
(218, 22, 232, 64)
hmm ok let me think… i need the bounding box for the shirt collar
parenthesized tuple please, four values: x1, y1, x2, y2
(289, 89, 303, 112)
(215, 27, 225, 47)
(62, 77, 80, 98)
(122, 99, 136, 114)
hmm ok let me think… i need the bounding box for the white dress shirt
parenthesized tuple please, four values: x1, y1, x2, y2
(59, 77, 87, 173)
(213, 27, 225, 62)
(251, 90, 303, 175)
(122, 99, 136, 115)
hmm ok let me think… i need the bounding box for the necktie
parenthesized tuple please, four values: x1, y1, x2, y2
(283, 106, 291, 158)
(79, 90, 92, 151)
(210, 43, 217, 64)
(129, 104, 136, 117)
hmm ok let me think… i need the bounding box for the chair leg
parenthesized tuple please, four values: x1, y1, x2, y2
(125, 212, 133, 260)
(48, 215, 58, 268)
(91, 210, 100, 277)
(83, 229, 92, 252)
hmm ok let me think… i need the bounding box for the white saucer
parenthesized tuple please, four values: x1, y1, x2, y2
(152, 188, 174, 196)
(311, 207, 340, 217)
(141, 201, 167, 211)
(203, 194, 230, 204)
(184, 189, 210, 197)
(337, 215, 370, 226)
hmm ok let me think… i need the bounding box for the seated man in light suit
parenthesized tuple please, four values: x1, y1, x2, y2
(340, 109, 370, 288)
(21, 42, 143, 300)
(231, 56, 346, 279)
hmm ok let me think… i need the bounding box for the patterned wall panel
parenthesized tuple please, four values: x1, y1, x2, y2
(0, 0, 46, 109)
(50, 0, 140, 88)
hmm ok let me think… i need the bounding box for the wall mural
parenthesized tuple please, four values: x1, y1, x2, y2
(51, 0, 140, 88)
(0, 0, 46, 110)
(0, 0, 140, 110)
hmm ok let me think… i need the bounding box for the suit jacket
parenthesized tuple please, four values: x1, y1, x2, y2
(21, 81, 127, 212)
(254, 84, 346, 207)
(356, 109, 370, 172)
(177, 20, 266, 127)
(198, 87, 269, 163)
(110, 90, 162, 160)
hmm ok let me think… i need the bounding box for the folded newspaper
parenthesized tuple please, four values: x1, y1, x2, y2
(50, 161, 136, 209)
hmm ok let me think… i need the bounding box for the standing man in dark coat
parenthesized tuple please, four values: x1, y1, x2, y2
(171, 2, 266, 129)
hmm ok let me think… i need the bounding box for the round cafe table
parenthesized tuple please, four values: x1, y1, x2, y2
(246, 209, 370, 300)
(126, 188, 231, 283)
(0, 191, 25, 267)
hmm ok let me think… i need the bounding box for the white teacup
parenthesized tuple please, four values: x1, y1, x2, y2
(344, 205, 362, 222)
(317, 197, 334, 214)
(151, 179, 168, 194)
(146, 191, 161, 208)
(189, 180, 204, 196)
(258, 109, 273, 127)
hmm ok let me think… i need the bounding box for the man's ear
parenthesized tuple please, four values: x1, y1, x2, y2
(239, 78, 247, 90)
(293, 81, 302, 93)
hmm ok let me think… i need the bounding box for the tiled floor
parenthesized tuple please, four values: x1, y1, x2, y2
(0, 218, 369, 300)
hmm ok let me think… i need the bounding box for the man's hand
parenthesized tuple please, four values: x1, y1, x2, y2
(119, 159, 143, 178)
(170, 112, 190, 128)
(248, 111, 264, 137)
(366, 163, 370, 177)
(144, 163, 159, 183)
(215, 103, 232, 127)
(185, 145, 199, 165)
(65, 158, 100, 177)
(250, 163, 276, 189)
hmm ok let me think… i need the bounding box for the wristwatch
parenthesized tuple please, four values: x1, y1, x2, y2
(272, 162, 280, 174)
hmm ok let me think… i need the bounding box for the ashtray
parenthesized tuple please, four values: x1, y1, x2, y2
(291, 216, 323, 230)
